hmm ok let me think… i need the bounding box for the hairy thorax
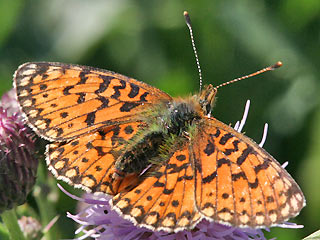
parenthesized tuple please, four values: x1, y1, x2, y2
(115, 97, 204, 176)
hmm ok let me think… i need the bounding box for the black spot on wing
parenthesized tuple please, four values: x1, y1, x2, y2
(63, 86, 74, 95)
(237, 146, 254, 165)
(98, 96, 109, 109)
(79, 71, 88, 84)
(213, 129, 220, 137)
(77, 93, 86, 104)
(248, 178, 259, 189)
(231, 172, 247, 181)
(217, 158, 230, 167)
(218, 207, 233, 214)
(222, 193, 229, 199)
(167, 163, 189, 174)
(176, 154, 186, 161)
(177, 174, 193, 181)
(95, 166, 102, 171)
(267, 196, 275, 203)
(124, 125, 134, 135)
(120, 102, 140, 112)
(95, 146, 105, 156)
(71, 140, 79, 146)
(224, 140, 240, 155)
(55, 128, 63, 137)
(85, 112, 96, 126)
(39, 84, 47, 90)
(86, 142, 94, 149)
(140, 92, 149, 102)
(81, 158, 89, 163)
(163, 188, 174, 195)
(204, 139, 215, 156)
(171, 200, 179, 207)
(111, 79, 126, 99)
(202, 171, 217, 183)
(95, 75, 112, 94)
(134, 189, 141, 194)
(60, 112, 68, 118)
(219, 133, 233, 145)
(254, 160, 269, 174)
(128, 83, 139, 98)
(154, 181, 165, 188)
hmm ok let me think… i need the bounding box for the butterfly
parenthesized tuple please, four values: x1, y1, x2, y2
(13, 60, 305, 232)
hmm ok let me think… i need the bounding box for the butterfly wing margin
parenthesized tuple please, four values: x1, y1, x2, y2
(194, 118, 306, 228)
(111, 145, 202, 232)
(14, 62, 172, 141)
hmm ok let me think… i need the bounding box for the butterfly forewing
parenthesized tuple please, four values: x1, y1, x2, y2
(14, 62, 171, 141)
(194, 118, 305, 228)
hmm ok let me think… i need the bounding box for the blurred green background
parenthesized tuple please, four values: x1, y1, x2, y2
(0, 0, 319, 239)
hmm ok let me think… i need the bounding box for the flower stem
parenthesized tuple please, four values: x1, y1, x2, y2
(33, 163, 59, 240)
(1, 209, 26, 240)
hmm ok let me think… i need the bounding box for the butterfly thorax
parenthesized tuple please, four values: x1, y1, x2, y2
(115, 100, 201, 175)
(114, 85, 217, 177)
(166, 100, 202, 135)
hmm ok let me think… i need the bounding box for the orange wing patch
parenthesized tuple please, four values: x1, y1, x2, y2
(111, 146, 201, 232)
(194, 118, 305, 228)
(14, 62, 171, 141)
(47, 122, 145, 194)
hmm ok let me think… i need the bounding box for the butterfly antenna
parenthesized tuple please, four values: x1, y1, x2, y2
(214, 61, 283, 90)
(184, 11, 203, 92)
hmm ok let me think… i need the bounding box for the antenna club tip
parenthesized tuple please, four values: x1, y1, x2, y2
(184, 11, 191, 25)
(271, 61, 283, 69)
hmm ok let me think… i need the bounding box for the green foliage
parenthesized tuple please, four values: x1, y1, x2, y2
(303, 229, 320, 240)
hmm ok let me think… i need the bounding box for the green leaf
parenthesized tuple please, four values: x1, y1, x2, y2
(303, 230, 320, 240)
(0, 223, 10, 240)
(1, 209, 26, 240)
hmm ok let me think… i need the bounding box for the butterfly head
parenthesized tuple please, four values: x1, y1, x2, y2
(198, 84, 217, 116)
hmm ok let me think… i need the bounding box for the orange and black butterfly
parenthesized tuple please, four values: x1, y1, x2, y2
(13, 59, 305, 232)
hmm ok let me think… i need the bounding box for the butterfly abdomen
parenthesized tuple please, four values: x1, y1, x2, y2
(115, 132, 164, 174)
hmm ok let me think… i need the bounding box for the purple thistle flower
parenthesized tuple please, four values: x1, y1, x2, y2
(0, 89, 38, 212)
(62, 187, 268, 240)
(60, 100, 303, 240)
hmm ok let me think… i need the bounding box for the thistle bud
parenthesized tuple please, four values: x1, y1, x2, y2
(0, 89, 37, 212)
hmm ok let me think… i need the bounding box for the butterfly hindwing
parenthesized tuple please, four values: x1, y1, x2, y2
(111, 145, 202, 232)
(14, 62, 171, 141)
(46, 122, 145, 194)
